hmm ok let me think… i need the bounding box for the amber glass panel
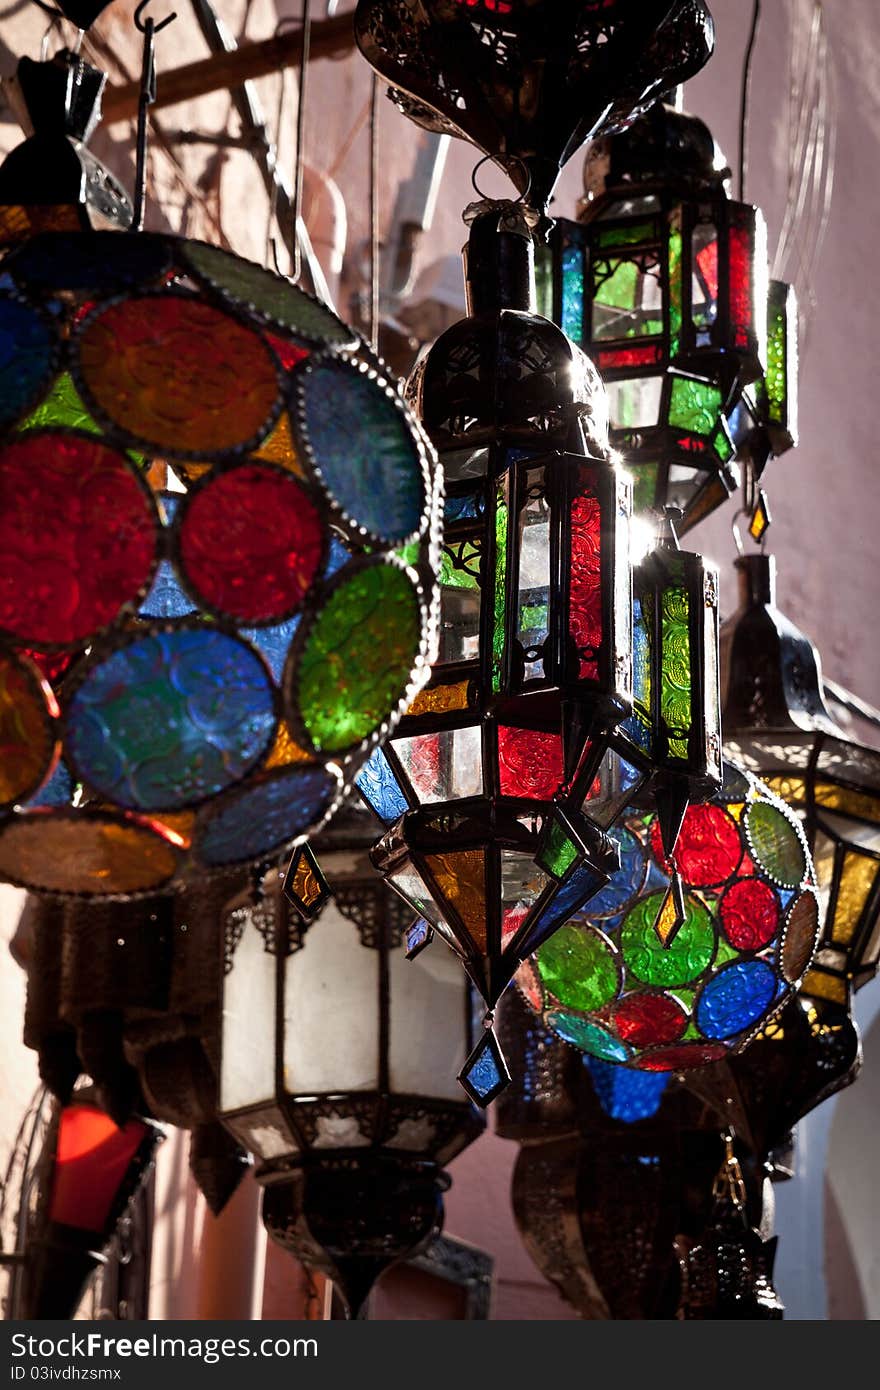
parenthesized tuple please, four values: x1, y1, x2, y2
(831, 850, 879, 945)
(406, 680, 470, 717)
(423, 850, 488, 951)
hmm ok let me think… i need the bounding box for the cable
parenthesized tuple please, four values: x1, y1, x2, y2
(738, 0, 761, 201)
(290, 0, 312, 284)
(369, 72, 380, 352)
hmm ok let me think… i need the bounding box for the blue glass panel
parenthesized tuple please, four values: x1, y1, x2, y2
(459, 1028, 509, 1105)
(65, 628, 277, 812)
(196, 767, 336, 866)
(622, 595, 653, 751)
(585, 1057, 669, 1123)
(300, 360, 425, 542)
(522, 863, 606, 953)
(0, 296, 55, 426)
(561, 243, 585, 343)
(241, 616, 299, 684)
(25, 758, 73, 808)
(355, 745, 409, 824)
(405, 917, 433, 959)
(583, 1056, 664, 1123)
(444, 490, 484, 525)
(140, 495, 197, 620)
(696, 960, 777, 1040)
(9, 232, 172, 294)
(325, 535, 351, 579)
(582, 826, 647, 920)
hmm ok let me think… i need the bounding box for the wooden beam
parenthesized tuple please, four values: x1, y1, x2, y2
(101, 13, 356, 126)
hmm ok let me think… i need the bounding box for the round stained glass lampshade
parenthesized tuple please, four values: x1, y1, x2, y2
(0, 231, 440, 896)
(517, 763, 820, 1071)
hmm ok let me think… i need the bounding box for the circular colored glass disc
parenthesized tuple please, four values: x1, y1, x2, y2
(719, 876, 779, 950)
(650, 802, 742, 887)
(696, 960, 778, 1040)
(621, 890, 715, 987)
(613, 992, 687, 1048)
(545, 1011, 631, 1062)
(182, 242, 355, 347)
(0, 296, 56, 427)
(781, 890, 820, 982)
(0, 808, 181, 896)
(177, 463, 325, 623)
(297, 360, 427, 543)
(9, 231, 172, 294)
(744, 799, 807, 887)
(0, 647, 57, 810)
(536, 923, 620, 1012)
(290, 564, 423, 755)
(581, 826, 647, 918)
(0, 432, 159, 648)
(194, 765, 339, 867)
(76, 295, 280, 456)
(64, 628, 278, 812)
(634, 1042, 728, 1072)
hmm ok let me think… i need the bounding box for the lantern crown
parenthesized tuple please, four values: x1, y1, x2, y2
(582, 100, 723, 212)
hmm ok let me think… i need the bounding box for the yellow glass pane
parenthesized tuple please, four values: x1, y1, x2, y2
(814, 780, 880, 826)
(289, 850, 322, 912)
(265, 720, 312, 769)
(801, 968, 847, 1005)
(407, 680, 471, 717)
(0, 204, 81, 246)
(423, 849, 487, 950)
(831, 850, 879, 944)
(765, 774, 808, 807)
(252, 412, 305, 477)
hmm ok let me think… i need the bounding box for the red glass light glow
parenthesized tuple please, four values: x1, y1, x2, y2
(719, 876, 779, 950)
(498, 725, 564, 799)
(569, 487, 603, 679)
(48, 1105, 149, 1233)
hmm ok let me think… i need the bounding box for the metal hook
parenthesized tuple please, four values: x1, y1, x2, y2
(470, 153, 532, 207)
(134, 0, 177, 35)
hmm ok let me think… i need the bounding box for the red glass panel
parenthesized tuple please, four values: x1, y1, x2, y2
(49, 1105, 149, 1232)
(178, 463, 324, 622)
(454, 0, 513, 11)
(650, 803, 742, 887)
(728, 222, 753, 344)
(265, 332, 310, 372)
(695, 239, 719, 301)
(0, 433, 158, 647)
(18, 649, 72, 686)
(498, 725, 564, 799)
(719, 877, 779, 950)
(569, 487, 602, 680)
(676, 436, 707, 452)
(597, 344, 664, 371)
(613, 992, 687, 1047)
(636, 1042, 728, 1072)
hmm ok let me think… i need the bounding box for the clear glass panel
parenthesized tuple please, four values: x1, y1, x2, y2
(581, 747, 644, 828)
(220, 908, 277, 1113)
(592, 252, 662, 341)
(388, 931, 469, 1100)
(438, 533, 482, 664)
(606, 375, 664, 430)
(500, 849, 549, 948)
(441, 447, 489, 481)
(516, 468, 550, 681)
(224, 1110, 296, 1161)
(691, 220, 719, 339)
(393, 725, 483, 803)
(283, 902, 379, 1095)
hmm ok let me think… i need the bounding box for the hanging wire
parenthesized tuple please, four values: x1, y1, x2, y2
(369, 71, 380, 352)
(132, 1, 178, 233)
(290, 0, 312, 285)
(738, 0, 761, 201)
(265, 63, 289, 270)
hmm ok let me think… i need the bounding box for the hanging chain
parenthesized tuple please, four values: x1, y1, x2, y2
(712, 1132, 747, 1209)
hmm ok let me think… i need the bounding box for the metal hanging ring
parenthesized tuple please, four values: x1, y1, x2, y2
(134, 0, 177, 35)
(470, 153, 532, 207)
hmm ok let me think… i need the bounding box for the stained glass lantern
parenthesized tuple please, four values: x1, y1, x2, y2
(20, 1091, 160, 1319)
(356, 205, 631, 1099)
(564, 510, 722, 877)
(721, 552, 880, 1010)
(355, 0, 715, 213)
(517, 761, 820, 1072)
(219, 810, 483, 1317)
(538, 100, 772, 528)
(0, 226, 441, 898)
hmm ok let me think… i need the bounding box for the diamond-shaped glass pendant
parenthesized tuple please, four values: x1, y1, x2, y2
(283, 845, 331, 921)
(405, 917, 434, 960)
(748, 488, 771, 544)
(652, 868, 687, 946)
(458, 1022, 511, 1108)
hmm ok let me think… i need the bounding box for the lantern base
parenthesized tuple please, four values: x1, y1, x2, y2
(260, 1153, 449, 1318)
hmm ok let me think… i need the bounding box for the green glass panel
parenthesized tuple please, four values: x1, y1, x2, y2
(546, 1011, 631, 1061)
(520, 602, 548, 630)
(682, 1019, 702, 1041)
(534, 243, 554, 320)
(668, 376, 723, 436)
(440, 536, 481, 590)
(594, 258, 639, 312)
(660, 584, 692, 762)
(672, 986, 696, 1013)
(710, 423, 733, 462)
(20, 372, 102, 435)
(621, 891, 715, 987)
(766, 297, 786, 424)
(538, 818, 579, 880)
(537, 923, 619, 1011)
(396, 540, 421, 566)
(744, 801, 807, 888)
(714, 937, 740, 966)
(668, 228, 683, 356)
(632, 463, 658, 515)
(597, 221, 658, 249)
(492, 482, 508, 693)
(297, 564, 421, 753)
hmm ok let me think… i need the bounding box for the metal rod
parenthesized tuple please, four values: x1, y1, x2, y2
(369, 72, 379, 351)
